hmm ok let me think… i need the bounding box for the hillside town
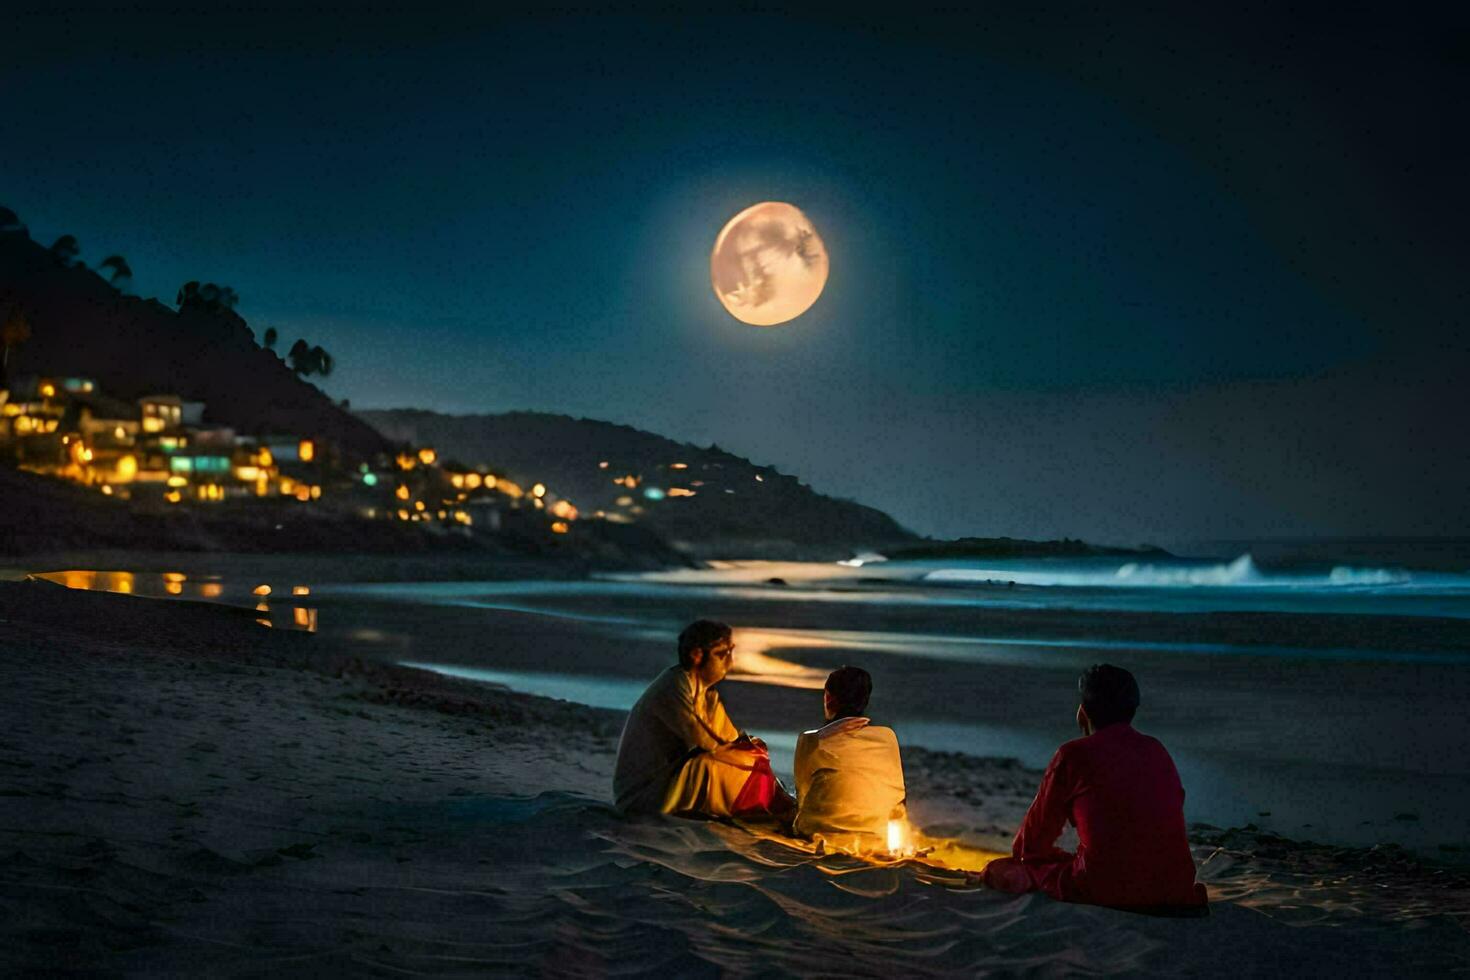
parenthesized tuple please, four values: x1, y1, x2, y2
(0, 373, 581, 535)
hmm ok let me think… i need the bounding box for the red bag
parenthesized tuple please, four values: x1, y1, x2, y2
(730, 754, 779, 815)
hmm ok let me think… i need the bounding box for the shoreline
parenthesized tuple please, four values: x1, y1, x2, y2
(3, 581, 1469, 973)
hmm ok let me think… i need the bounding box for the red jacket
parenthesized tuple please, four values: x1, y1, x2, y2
(1013, 723, 1205, 909)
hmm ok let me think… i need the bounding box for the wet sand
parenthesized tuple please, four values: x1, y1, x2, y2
(2, 579, 1468, 975)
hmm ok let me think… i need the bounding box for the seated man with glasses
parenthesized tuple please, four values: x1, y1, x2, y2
(613, 620, 791, 819)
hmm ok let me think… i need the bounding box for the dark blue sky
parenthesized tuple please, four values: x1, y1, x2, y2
(5, 7, 1467, 542)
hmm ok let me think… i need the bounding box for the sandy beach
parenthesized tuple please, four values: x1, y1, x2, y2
(2, 576, 1468, 976)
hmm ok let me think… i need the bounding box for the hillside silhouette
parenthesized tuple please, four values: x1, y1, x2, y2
(359, 409, 918, 559)
(0, 227, 386, 459)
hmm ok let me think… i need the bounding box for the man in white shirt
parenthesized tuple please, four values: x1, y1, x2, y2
(793, 666, 906, 853)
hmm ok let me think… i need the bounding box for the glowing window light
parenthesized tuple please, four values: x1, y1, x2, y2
(253, 584, 271, 596)
(396, 453, 417, 470)
(417, 447, 437, 465)
(414, 500, 425, 512)
(298, 440, 315, 462)
(755, 474, 764, 482)
(291, 585, 309, 597)
(201, 583, 223, 598)
(165, 581, 182, 595)
(397, 509, 410, 521)
(670, 462, 688, 470)
(309, 485, 321, 500)
(465, 472, 483, 490)
(362, 472, 378, 487)
(450, 473, 465, 488)
(163, 572, 187, 584)
(142, 416, 165, 433)
(235, 465, 260, 481)
(667, 487, 696, 497)
(294, 485, 311, 502)
(550, 521, 569, 534)
(616, 496, 633, 507)
(39, 382, 55, 398)
(532, 483, 546, 498)
(115, 455, 137, 482)
(167, 475, 188, 488)
(643, 487, 665, 500)
(257, 448, 273, 466)
(113, 426, 126, 439)
(598, 461, 609, 469)
(164, 490, 182, 503)
(100, 484, 113, 495)
(550, 500, 578, 520)
(395, 484, 410, 500)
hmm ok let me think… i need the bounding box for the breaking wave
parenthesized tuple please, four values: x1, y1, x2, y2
(923, 554, 1436, 590)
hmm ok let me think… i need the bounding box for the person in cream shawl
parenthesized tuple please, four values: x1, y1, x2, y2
(793, 666, 906, 853)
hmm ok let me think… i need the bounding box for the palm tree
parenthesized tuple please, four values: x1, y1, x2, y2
(98, 254, 132, 288)
(49, 235, 80, 266)
(262, 326, 278, 350)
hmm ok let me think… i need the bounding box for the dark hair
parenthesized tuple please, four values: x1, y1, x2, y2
(1078, 663, 1140, 728)
(825, 665, 873, 719)
(678, 619, 732, 668)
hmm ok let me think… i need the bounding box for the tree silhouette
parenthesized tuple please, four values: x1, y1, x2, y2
(311, 345, 333, 377)
(98, 254, 132, 288)
(287, 338, 334, 377)
(176, 281, 240, 315)
(262, 326, 278, 350)
(2, 306, 32, 384)
(49, 235, 80, 266)
(0, 206, 23, 233)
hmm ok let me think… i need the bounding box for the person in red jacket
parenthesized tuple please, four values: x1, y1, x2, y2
(982, 664, 1208, 913)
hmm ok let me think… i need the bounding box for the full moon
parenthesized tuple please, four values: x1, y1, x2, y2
(711, 201, 829, 326)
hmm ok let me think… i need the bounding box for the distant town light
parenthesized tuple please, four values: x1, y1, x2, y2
(464, 472, 483, 490)
(253, 584, 271, 596)
(644, 487, 665, 500)
(298, 440, 315, 462)
(362, 472, 378, 487)
(550, 521, 569, 534)
(670, 462, 688, 469)
(395, 484, 410, 500)
(667, 487, 696, 497)
(598, 461, 609, 469)
(532, 483, 546, 498)
(39, 382, 55, 398)
(115, 455, 137, 483)
(100, 484, 113, 495)
(292, 585, 310, 596)
(450, 473, 465, 488)
(418, 447, 437, 465)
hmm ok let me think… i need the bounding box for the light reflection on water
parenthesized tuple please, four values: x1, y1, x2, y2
(35, 569, 319, 632)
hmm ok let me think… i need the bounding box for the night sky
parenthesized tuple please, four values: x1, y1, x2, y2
(5, 7, 1467, 544)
